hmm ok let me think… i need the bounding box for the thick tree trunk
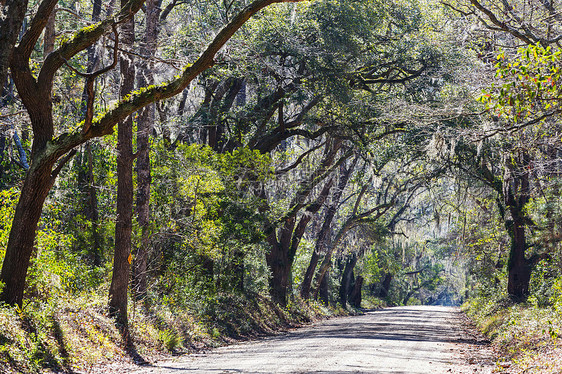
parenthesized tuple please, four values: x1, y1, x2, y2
(266, 225, 293, 305)
(0, 0, 28, 91)
(108, 10, 135, 330)
(349, 275, 363, 308)
(378, 273, 392, 298)
(507, 214, 531, 300)
(504, 152, 532, 301)
(339, 254, 357, 308)
(0, 160, 55, 305)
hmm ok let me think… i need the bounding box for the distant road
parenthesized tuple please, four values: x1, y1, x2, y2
(133, 306, 493, 374)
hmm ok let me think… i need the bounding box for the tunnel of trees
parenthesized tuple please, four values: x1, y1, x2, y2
(2, 0, 562, 367)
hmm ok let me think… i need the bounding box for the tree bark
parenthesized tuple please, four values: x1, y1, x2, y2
(132, 0, 161, 300)
(504, 151, 532, 301)
(349, 275, 363, 308)
(507, 216, 530, 300)
(0, 0, 28, 91)
(108, 9, 135, 331)
(266, 239, 291, 305)
(300, 250, 320, 299)
(318, 269, 329, 305)
(339, 254, 357, 308)
(42, 5, 56, 56)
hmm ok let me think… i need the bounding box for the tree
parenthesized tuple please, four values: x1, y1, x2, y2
(265, 139, 344, 305)
(108, 0, 135, 330)
(0, 0, 306, 307)
(0, 0, 28, 92)
(448, 0, 562, 47)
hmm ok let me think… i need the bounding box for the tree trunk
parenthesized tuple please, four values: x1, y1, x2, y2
(266, 224, 293, 305)
(507, 214, 531, 300)
(339, 254, 357, 308)
(504, 151, 532, 301)
(300, 250, 320, 299)
(132, 0, 160, 300)
(0, 0, 28, 91)
(300, 158, 357, 299)
(378, 272, 392, 298)
(42, 6, 56, 56)
(108, 9, 135, 331)
(318, 269, 329, 305)
(0, 160, 56, 305)
(349, 275, 363, 308)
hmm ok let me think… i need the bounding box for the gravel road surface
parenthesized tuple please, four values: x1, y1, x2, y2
(133, 306, 493, 374)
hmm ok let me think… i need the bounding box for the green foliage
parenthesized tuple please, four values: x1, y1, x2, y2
(481, 43, 562, 121)
(2, 0, 548, 370)
(0, 187, 18, 261)
(158, 328, 182, 352)
(149, 143, 273, 313)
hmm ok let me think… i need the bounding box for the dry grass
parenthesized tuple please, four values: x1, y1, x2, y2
(464, 297, 562, 374)
(0, 291, 332, 373)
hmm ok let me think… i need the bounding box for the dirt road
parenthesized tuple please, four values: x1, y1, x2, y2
(133, 306, 493, 374)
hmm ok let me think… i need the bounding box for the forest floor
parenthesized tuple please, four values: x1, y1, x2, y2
(118, 305, 496, 374)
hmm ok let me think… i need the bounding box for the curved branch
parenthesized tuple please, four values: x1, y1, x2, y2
(16, 0, 58, 60)
(44, 0, 307, 163)
(38, 0, 147, 91)
(469, 0, 536, 45)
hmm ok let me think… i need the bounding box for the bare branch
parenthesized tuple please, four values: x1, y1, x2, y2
(51, 149, 77, 181)
(275, 142, 325, 176)
(16, 0, 59, 59)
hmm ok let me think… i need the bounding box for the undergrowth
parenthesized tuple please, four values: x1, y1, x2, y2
(463, 293, 562, 373)
(0, 289, 332, 373)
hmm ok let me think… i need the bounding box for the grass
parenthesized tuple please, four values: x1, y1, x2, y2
(0, 288, 334, 373)
(463, 295, 562, 373)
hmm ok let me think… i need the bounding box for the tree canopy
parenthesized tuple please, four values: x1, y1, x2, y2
(3, 0, 562, 370)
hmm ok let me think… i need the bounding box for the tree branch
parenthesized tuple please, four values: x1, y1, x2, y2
(275, 141, 325, 176)
(38, 0, 147, 91)
(16, 0, 59, 60)
(43, 0, 308, 164)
